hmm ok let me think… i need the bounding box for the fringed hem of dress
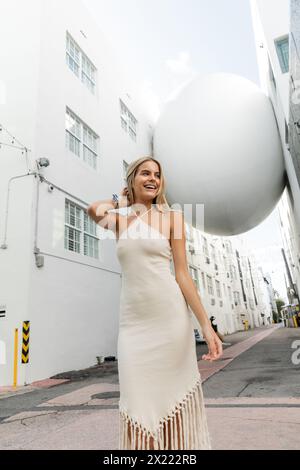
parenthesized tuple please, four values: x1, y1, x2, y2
(118, 375, 212, 450)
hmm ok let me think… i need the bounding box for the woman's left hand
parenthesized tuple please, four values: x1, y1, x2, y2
(201, 324, 223, 361)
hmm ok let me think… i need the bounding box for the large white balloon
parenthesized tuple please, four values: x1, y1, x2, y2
(153, 73, 285, 235)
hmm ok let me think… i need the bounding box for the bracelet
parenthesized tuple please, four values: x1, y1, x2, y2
(112, 193, 119, 209)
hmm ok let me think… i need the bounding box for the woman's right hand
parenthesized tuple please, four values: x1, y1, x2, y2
(201, 324, 223, 362)
(118, 187, 131, 208)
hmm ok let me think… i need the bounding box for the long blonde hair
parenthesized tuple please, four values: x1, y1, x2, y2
(126, 157, 170, 213)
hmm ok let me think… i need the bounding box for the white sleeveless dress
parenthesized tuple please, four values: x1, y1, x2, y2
(116, 207, 211, 450)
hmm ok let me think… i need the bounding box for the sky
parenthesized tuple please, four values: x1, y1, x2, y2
(83, 0, 287, 301)
(83, 0, 260, 117)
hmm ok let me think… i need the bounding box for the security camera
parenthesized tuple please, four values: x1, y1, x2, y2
(48, 184, 54, 193)
(37, 157, 50, 168)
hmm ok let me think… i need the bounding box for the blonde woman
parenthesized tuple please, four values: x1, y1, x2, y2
(87, 156, 222, 450)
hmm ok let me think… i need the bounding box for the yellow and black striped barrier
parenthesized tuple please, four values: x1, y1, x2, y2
(22, 321, 30, 364)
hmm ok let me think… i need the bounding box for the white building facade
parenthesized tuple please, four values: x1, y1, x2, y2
(181, 226, 269, 337)
(251, 0, 300, 303)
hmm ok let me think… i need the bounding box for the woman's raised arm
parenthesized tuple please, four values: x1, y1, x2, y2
(87, 188, 130, 232)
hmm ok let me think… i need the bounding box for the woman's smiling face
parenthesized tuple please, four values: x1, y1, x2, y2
(133, 160, 161, 202)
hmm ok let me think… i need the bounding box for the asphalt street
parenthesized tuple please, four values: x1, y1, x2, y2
(0, 324, 299, 450)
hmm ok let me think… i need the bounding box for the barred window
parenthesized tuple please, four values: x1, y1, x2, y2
(65, 200, 99, 258)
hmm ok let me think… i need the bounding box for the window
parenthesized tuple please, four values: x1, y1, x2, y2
(120, 99, 137, 141)
(84, 211, 99, 258)
(189, 266, 200, 291)
(230, 264, 237, 280)
(207, 275, 214, 295)
(275, 36, 289, 73)
(225, 240, 232, 254)
(202, 236, 209, 257)
(66, 33, 80, 76)
(233, 291, 241, 306)
(285, 120, 289, 144)
(81, 54, 96, 94)
(201, 272, 206, 290)
(66, 32, 96, 94)
(215, 280, 221, 298)
(65, 199, 99, 258)
(227, 286, 232, 301)
(66, 108, 99, 170)
(210, 244, 216, 262)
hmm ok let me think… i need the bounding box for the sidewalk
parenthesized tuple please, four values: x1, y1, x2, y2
(1, 323, 298, 449)
(0, 324, 276, 399)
